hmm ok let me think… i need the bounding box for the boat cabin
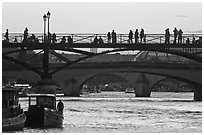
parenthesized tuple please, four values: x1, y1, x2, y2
(2, 87, 22, 118)
(27, 94, 56, 110)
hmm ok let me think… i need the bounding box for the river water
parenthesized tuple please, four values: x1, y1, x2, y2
(15, 92, 202, 133)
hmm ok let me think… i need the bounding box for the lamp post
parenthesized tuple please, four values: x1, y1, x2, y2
(42, 13, 50, 79)
(47, 11, 51, 42)
(43, 14, 47, 43)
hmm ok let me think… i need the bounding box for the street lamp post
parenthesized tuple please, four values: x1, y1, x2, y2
(43, 14, 47, 43)
(47, 11, 51, 42)
(42, 12, 50, 79)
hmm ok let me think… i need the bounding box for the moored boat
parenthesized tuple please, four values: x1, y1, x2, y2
(24, 94, 64, 128)
(2, 87, 26, 131)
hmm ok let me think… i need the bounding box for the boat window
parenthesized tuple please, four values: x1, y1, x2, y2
(37, 96, 55, 108)
(29, 97, 37, 106)
(37, 97, 46, 106)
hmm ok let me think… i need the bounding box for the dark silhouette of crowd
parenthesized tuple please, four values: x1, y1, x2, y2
(3, 28, 202, 45)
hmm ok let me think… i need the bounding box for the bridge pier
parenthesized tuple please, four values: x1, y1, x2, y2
(33, 79, 57, 94)
(134, 73, 151, 97)
(193, 85, 202, 101)
(61, 78, 81, 97)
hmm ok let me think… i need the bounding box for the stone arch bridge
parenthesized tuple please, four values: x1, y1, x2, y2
(3, 62, 202, 101)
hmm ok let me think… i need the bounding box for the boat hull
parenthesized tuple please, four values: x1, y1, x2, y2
(2, 113, 26, 131)
(24, 106, 63, 128)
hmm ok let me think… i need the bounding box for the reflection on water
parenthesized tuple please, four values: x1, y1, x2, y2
(15, 92, 201, 133)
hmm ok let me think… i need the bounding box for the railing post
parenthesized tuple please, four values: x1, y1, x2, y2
(160, 36, 161, 44)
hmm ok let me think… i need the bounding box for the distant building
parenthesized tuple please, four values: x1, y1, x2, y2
(90, 48, 98, 53)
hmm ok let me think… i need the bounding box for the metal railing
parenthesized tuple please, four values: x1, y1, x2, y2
(2, 33, 202, 44)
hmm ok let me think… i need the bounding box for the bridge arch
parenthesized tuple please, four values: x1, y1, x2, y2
(78, 73, 132, 92)
(2, 46, 201, 78)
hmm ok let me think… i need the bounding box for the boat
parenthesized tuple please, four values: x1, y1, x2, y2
(2, 87, 26, 131)
(24, 94, 64, 128)
(125, 88, 135, 93)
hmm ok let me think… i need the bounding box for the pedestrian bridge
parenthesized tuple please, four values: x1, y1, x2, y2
(2, 33, 202, 44)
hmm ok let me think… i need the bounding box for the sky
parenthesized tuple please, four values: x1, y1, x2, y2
(2, 1, 202, 34)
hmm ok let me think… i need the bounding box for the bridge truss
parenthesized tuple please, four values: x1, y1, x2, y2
(2, 33, 202, 79)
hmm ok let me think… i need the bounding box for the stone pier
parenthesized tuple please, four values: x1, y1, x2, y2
(134, 73, 151, 97)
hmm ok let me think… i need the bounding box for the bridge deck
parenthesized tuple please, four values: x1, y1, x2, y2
(2, 42, 202, 49)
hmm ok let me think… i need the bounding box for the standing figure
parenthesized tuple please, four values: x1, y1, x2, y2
(178, 29, 183, 44)
(23, 28, 28, 43)
(48, 32, 51, 43)
(57, 100, 64, 113)
(60, 36, 66, 43)
(128, 30, 133, 44)
(173, 27, 178, 44)
(52, 33, 57, 43)
(68, 36, 73, 44)
(107, 32, 111, 43)
(93, 36, 98, 44)
(135, 29, 139, 43)
(14, 36, 18, 43)
(111, 30, 117, 43)
(192, 37, 196, 45)
(165, 28, 170, 44)
(4, 29, 9, 42)
(140, 28, 144, 43)
(186, 38, 190, 44)
(99, 36, 104, 44)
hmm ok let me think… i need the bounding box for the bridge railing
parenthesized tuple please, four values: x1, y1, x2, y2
(2, 33, 202, 44)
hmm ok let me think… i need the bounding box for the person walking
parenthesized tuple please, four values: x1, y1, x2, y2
(178, 29, 183, 44)
(173, 27, 178, 44)
(135, 29, 139, 43)
(165, 28, 170, 44)
(128, 30, 133, 44)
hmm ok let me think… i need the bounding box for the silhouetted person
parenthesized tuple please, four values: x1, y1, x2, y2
(57, 100, 64, 113)
(197, 37, 202, 44)
(143, 35, 146, 43)
(173, 27, 178, 44)
(140, 28, 144, 43)
(192, 37, 196, 45)
(23, 28, 28, 43)
(60, 36, 66, 43)
(99, 36, 104, 44)
(31, 34, 36, 42)
(48, 32, 51, 43)
(68, 36, 73, 44)
(186, 38, 190, 44)
(52, 33, 57, 43)
(107, 32, 111, 43)
(14, 36, 18, 43)
(128, 30, 133, 44)
(111, 30, 117, 43)
(178, 29, 183, 44)
(4, 29, 9, 42)
(165, 28, 170, 44)
(135, 29, 139, 43)
(93, 36, 98, 43)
